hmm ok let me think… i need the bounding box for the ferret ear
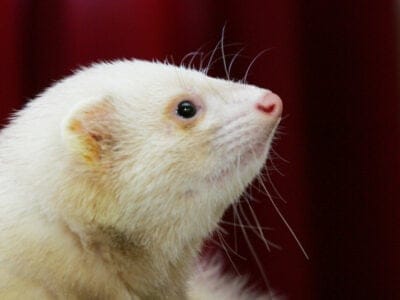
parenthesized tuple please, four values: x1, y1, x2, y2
(62, 98, 115, 165)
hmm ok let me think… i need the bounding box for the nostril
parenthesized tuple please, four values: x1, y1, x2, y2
(256, 103, 275, 114)
(255, 92, 283, 117)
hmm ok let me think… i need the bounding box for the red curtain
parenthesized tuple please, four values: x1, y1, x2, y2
(1, 1, 399, 299)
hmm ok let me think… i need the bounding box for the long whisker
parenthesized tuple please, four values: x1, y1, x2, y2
(215, 229, 242, 276)
(262, 162, 286, 203)
(258, 177, 309, 259)
(189, 52, 203, 70)
(245, 186, 275, 247)
(220, 24, 230, 79)
(236, 209, 273, 293)
(265, 153, 285, 177)
(220, 220, 274, 231)
(270, 146, 289, 164)
(228, 47, 245, 79)
(217, 229, 247, 261)
(204, 39, 222, 75)
(202, 41, 242, 74)
(181, 51, 202, 69)
(242, 48, 271, 83)
(181, 51, 197, 67)
(204, 52, 244, 77)
(233, 152, 274, 293)
(232, 182, 240, 252)
(237, 200, 271, 252)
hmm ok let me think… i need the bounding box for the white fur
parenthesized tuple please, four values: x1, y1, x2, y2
(0, 59, 281, 299)
(189, 257, 281, 300)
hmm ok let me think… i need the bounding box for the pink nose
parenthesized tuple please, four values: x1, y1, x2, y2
(256, 92, 283, 117)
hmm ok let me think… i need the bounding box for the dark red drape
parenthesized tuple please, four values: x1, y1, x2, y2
(1, 1, 399, 299)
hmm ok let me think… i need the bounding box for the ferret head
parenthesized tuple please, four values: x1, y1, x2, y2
(59, 60, 282, 251)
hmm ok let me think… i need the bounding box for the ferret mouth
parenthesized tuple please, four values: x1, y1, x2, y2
(243, 139, 268, 162)
(205, 140, 268, 185)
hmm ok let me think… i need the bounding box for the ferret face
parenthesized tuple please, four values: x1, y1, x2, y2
(62, 60, 282, 244)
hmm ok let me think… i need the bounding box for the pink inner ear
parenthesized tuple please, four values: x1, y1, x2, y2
(67, 118, 101, 164)
(66, 99, 115, 164)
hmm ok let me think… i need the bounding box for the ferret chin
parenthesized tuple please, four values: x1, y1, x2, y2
(0, 59, 282, 299)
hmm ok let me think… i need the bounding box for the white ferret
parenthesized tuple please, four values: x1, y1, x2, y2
(0, 60, 282, 299)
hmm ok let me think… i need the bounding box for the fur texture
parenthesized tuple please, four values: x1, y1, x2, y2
(0, 60, 281, 299)
(189, 257, 281, 300)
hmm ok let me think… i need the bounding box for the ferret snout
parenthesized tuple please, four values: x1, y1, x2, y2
(255, 92, 283, 118)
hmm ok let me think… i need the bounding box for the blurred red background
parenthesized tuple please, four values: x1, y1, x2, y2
(1, 1, 399, 299)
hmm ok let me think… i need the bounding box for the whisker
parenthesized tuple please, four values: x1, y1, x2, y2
(270, 147, 289, 164)
(232, 205, 239, 252)
(245, 173, 276, 247)
(261, 156, 287, 202)
(203, 52, 244, 77)
(202, 42, 242, 74)
(232, 153, 273, 292)
(237, 200, 271, 252)
(204, 39, 222, 75)
(215, 229, 243, 276)
(266, 154, 285, 177)
(236, 208, 273, 293)
(220, 220, 274, 231)
(228, 47, 245, 79)
(180, 51, 202, 69)
(217, 229, 247, 261)
(182, 42, 212, 70)
(242, 48, 271, 83)
(258, 178, 309, 259)
(188, 52, 203, 70)
(220, 24, 230, 79)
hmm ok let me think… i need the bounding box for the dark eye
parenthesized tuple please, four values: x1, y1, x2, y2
(176, 100, 197, 119)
